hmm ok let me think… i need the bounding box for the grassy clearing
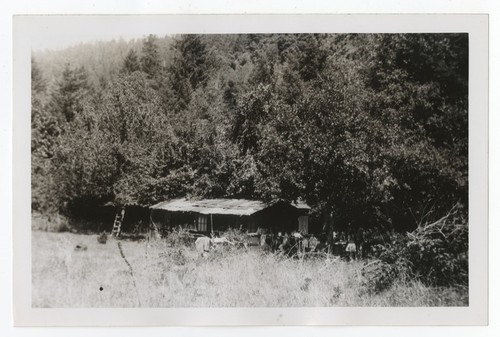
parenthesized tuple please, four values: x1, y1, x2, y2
(32, 231, 468, 308)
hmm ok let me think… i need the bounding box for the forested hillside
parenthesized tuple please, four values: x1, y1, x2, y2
(31, 33, 468, 232)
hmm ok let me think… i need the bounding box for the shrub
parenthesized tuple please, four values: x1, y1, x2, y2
(220, 228, 247, 244)
(403, 204, 468, 287)
(219, 228, 250, 250)
(160, 246, 190, 266)
(164, 227, 194, 248)
(362, 204, 468, 293)
(361, 260, 399, 294)
(32, 212, 71, 232)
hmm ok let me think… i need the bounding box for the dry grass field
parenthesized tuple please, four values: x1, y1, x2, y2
(32, 230, 468, 308)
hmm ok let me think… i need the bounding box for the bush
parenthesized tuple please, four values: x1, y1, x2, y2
(403, 204, 468, 287)
(361, 260, 399, 294)
(220, 228, 247, 243)
(164, 227, 194, 247)
(362, 204, 468, 293)
(32, 212, 71, 232)
(160, 246, 190, 266)
(219, 228, 250, 250)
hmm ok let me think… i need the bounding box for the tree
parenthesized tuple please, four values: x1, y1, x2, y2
(140, 34, 162, 78)
(49, 64, 91, 123)
(167, 35, 213, 112)
(31, 57, 47, 96)
(52, 72, 181, 212)
(31, 57, 61, 211)
(121, 49, 141, 74)
(362, 34, 468, 228)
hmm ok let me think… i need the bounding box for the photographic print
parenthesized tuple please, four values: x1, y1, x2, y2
(13, 14, 488, 325)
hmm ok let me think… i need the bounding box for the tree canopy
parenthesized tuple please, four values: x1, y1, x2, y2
(32, 33, 468, 232)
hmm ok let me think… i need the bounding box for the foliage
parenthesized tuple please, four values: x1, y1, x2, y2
(166, 34, 213, 112)
(140, 34, 162, 79)
(362, 204, 468, 293)
(361, 260, 400, 294)
(219, 228, 249, 247)
(121, 49, 141, 74)
(401, 204, 468, 286)
(31, 58, 60, 212)
(32, 212, 71, 233)
(51, 71, 183, 209)
(164, 227, 195, 248)
(32, 33, 468, 236)
(49, 63, 92, 123)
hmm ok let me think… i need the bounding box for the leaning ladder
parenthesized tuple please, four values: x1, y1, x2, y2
(111, 208, 126, 237)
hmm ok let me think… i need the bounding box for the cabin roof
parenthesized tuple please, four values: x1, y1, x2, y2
(150, 198, 310, 216)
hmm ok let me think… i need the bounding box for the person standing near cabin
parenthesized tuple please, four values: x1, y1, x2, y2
(259, 228, 267, 247)
(275, 232, 283, 253)
(345, 233, 357, 261)
(354, 227, 365, 259)
(308, 234, 318, 252)
(314, 234, 328, 253)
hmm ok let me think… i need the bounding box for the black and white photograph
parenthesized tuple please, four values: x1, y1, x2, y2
(10, 14, 489, 326)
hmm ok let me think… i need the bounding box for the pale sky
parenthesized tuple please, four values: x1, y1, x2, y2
(17, 14, 482, 53)
(20, 16, 178, 51)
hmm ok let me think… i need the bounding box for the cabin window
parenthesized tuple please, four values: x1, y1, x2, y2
(298, 215, 309, 234)
(198, 215, 208, 232)
(247, 220, 257, 233)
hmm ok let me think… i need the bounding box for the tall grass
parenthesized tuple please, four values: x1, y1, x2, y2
(32, 230, 467, 308)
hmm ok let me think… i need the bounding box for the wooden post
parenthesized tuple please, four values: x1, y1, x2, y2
(210, 214, 213, 233)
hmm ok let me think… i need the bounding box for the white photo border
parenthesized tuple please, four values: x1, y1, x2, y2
(12, 14, 488, 326)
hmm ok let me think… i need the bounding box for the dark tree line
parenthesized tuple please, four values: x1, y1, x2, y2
(31, 33, 468, 233)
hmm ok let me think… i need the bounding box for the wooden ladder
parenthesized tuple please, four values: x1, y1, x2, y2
(111, 208, 126, 237)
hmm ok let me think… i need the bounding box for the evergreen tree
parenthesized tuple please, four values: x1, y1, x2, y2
(140, 34, 161, 78)
(167, 35, 211, 112)
(121, 49, 141, 74)
(31, 57, 60, 211)
(50, 64, 91, 123)
(31, 57, 47, 96)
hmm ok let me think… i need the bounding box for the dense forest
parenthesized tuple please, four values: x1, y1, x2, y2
(31, 33, 468, 233)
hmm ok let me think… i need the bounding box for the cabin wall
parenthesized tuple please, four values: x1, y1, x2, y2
(150, 204, 309, 235)
(210, 214, 250, 232)
(151, 210, 251, 234)
(253, 202, 309, 234)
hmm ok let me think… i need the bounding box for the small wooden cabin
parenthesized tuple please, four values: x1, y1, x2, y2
(150, 198, 310, 235)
